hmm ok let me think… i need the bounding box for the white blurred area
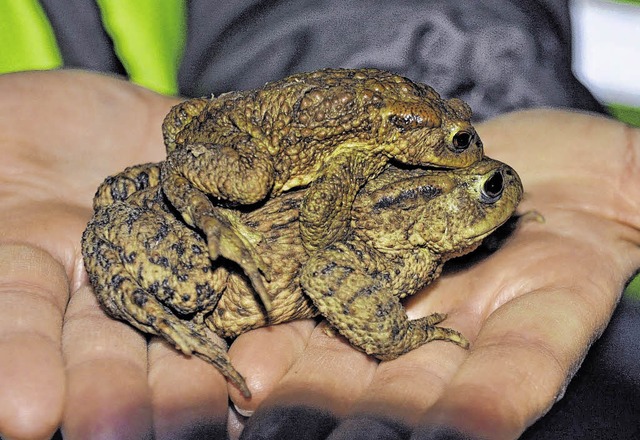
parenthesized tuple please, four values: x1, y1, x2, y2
(570, 0, 640, 107)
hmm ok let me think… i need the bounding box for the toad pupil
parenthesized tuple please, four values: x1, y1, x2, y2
(481, 170, 504, 203)
(452, 130, 473, 151)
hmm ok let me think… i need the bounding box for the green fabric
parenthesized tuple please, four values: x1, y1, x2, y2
(608, 104, 640, 127)
(625, 273, 640, 300)
(0, 0, 63, 73)
(96, 0, 186, 95)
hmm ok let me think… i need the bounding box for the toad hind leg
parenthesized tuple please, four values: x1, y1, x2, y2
(83, 208, 252, 397)
(301, 244, 469, 360)
(122, 288, 252, 398)
(90, 242, 252, 398)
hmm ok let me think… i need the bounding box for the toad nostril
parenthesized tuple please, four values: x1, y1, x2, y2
(452, 131, 472, 151)
(481, 170, 504, 203)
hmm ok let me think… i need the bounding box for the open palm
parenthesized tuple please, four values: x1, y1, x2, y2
(227, 110, 640, 439)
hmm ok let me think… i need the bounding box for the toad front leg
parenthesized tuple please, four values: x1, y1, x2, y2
(300, 150, 384, 252)
(161, 138, 274, 310)
(300, 241, 469, 360)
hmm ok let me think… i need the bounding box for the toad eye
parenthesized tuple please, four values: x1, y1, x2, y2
(452, 130, 473, 151)
(481, 170, 504, 204)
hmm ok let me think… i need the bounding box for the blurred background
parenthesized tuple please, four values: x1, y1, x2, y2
(2, 0, 638, 125)
(571, 0, 640, 126)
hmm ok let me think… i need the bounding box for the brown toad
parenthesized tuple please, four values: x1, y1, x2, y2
(160, 68, 483, 306)
(82, 157, 522, 397)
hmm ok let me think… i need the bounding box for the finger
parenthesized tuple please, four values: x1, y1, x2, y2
(227, 405, 248, 440)
(148, 337, 229, 439)
(339, 328, 471, 427)
(239, 322, 378, 439)
(415, 292, 590, 439)
(61, 284, 152, 440)
(227, 319, 318, 411)
(0, 245, 67, 440)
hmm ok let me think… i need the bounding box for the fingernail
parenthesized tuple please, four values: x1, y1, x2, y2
(240, 405, 337, 440)
(234, 403, 254, 417)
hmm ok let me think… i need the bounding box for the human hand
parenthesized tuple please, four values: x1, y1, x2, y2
(227, 109, 640, 439)
(0, 70, 233, 439)
(2, 69, 638, 440)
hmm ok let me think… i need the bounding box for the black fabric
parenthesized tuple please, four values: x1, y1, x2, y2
(411, 426, 478, 440)
(240, 405, 338, 440)
(180, 0, 603, 120)
(41, 0, 603, 120)
(39, 0, 126, 75)
(327, 415, 412, 440)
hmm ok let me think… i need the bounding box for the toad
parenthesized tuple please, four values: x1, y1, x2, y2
(160, 68, 483, 308)
(82, 157, 522, 397)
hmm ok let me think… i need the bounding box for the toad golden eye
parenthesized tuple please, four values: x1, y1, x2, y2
(481, 170, 504, 203)
(452, 130, 473, 151)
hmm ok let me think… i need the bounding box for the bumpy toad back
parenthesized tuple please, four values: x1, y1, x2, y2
(158, 68, 484, 302)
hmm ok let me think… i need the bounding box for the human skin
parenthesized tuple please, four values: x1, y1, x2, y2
(0, 70, 639, 440)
